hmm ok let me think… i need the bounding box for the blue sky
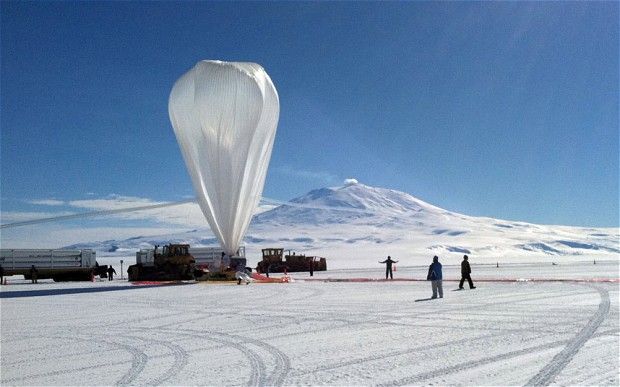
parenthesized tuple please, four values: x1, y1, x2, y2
(1, 1, 618, 230)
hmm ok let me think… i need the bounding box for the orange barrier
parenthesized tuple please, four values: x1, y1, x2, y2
(300, 277, 619, 283)
(131, 277, 619, 285)
(251, 273, 291, 283)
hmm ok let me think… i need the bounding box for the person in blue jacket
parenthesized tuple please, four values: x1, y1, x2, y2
(427, 256, 443, 299)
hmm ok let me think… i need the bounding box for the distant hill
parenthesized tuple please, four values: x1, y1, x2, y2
(66, 182, 619, 268)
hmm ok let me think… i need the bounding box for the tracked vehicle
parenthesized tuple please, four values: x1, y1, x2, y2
(127, 244, 199, 281)
(256, 248, 326, 274)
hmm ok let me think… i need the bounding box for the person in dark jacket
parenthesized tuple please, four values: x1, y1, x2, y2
(427, 256, 443, 298)
(107, 266, 117, 281)
(29, 265, 38, 284)
(379, 256, 399, 280)
(459, 255, 476, 289)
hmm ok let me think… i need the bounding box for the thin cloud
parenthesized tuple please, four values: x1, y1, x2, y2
(1, 225, 199, 249)
(0, 211, 76, 223)
(28, 199, 66, 206)
(66, 196, 206, 227)
(2, 195, 280, 240)
(68, 195, 162, 210)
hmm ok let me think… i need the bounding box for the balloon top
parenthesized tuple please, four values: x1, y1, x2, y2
(169, 59, 280, 255)
(192, 60, 270, 85)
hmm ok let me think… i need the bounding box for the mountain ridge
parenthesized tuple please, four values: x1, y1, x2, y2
(66, 181, 619, 268)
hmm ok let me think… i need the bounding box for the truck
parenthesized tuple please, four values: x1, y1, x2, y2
(256, 248, 326, 274)
(129, 244, 248, 281)
(128, 244, 197, 281)
(0, 249, 108, 282)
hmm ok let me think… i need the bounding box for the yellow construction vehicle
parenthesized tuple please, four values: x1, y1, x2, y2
(127, 244, 201, 281)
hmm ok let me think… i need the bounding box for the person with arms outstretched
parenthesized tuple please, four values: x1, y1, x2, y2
(379, 256, 398, 280)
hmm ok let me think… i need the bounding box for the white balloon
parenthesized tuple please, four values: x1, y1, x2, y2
(169, 60, 279, 255)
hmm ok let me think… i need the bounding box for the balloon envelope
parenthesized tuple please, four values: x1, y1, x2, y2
(169, 60, 279, 255)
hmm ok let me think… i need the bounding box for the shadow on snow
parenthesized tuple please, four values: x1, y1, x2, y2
(0, 283, 191, 299)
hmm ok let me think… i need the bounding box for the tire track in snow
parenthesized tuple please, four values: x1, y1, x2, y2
(129, 303, 292, 386)
(148, 328, 265, 386)
(291, 332, 505, 377)
(101, 323, 256, 386)
(153, 327, 291, 386)
(220, 332, 291, 386)
(416, 286, 595, 318)
(94, 310, 184, 329)
(0, 361, 128, 384)
(111, 338, 149, 386)
(107, 324, 271, 386)
(253, 285, 583, 324)
(97, 326, 266, 386)
(257, 302, 587, 345)
(379, 328, 618, 386)
(289, 325, 560, 378)
(202, 334, 265, 386)
(524, 283, 610, 386)
(114, 334, 189, 386)
(381, 341, 556, 386)
(73, 327, 150, 386)
(0, 334, 147, 385)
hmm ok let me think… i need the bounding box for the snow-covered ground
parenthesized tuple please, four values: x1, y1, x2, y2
(1, 261, 618, 386)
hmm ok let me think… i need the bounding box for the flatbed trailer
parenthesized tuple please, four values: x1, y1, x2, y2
(0, 249, 105, 281)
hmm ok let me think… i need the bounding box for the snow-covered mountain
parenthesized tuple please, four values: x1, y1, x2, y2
(67, 181, 619, 268)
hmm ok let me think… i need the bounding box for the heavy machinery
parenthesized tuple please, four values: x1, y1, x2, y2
(127, 244, 248, 281)
(256, 248, 326, 275)
(127, 244, 199, 281)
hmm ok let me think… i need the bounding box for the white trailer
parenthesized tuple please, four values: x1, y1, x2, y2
(0, 249, 103, 281)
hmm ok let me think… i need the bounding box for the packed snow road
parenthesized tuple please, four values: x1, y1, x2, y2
(1, 261, 618, 386)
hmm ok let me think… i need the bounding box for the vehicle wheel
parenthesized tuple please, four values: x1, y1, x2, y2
(128, 266, 140, 281)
